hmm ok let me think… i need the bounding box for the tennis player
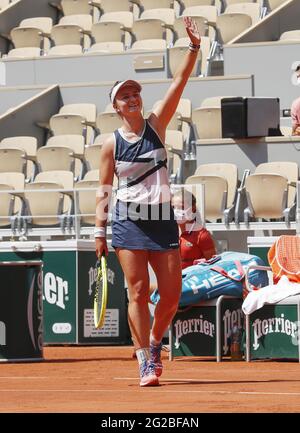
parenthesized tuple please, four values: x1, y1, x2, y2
(95, 17, 201, 387)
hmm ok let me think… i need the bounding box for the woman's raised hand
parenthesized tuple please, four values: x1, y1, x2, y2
(183, 16, 201, 46)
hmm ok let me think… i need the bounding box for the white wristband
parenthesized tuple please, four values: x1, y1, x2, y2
(94, 226, 106, 238)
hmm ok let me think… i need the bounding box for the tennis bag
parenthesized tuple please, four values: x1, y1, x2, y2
(150, 251, 269, 307)
(268, 235, 300, 284)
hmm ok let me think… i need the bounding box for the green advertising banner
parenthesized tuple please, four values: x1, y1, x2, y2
(0, 242, 131, 345)
(0, 250, 76, 344)
(0, 263, 43, 361)
(171, 297, 244, 359)
(171, 305, 217, 357)
(248, 247, 269, 265)
(77, 251, 131, 344)
(220, 298, 244, 357)
(249, 305, 299, 359)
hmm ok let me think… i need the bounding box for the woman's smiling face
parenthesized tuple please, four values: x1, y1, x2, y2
(114, 85, 142, 117)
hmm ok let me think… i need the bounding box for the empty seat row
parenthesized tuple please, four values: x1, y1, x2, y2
(184, 161, 298, 226)
(55, 0, 285, 18)
(7, 4, 263, 55)
(0, 160, 297, 234)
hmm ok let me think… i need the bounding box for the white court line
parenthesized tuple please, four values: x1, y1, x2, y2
(0, 389, 299, 397)
(115, 377, 229, 383)
(0, 377, 83, 380)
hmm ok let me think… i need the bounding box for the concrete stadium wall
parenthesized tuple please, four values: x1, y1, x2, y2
(223, 41, 300, 110)
(0, 0, 57, 55)
(229, 0, 299, 44)
(196, 136, 300, 179)
(0, 84, 61, 146)
(0, 50, 168, 86)
(59, 75, 253, 113)
(0, 84, 47, 114)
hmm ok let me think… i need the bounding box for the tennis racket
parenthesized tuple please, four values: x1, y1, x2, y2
(93, 254, 108, 329)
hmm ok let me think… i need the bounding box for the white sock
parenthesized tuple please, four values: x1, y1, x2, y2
(136, 348, 150, 366)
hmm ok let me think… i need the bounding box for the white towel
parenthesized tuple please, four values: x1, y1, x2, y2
(242, 275, 300, 315)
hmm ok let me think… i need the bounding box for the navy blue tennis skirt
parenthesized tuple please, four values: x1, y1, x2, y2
(111, 200, 179, 251)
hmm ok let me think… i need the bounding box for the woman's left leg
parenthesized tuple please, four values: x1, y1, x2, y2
(149, 248, 182, 343)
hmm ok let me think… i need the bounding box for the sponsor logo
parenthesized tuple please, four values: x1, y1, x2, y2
(52, 323, 72, 334)
(88, 265, 115, 296)
(252, 313, 298, 350)
(27, 269, 43, 351)
(223, 308, 243, 354)
(0, 321, 6, 346)
(43, 272, 69, 310)
(173, 315, 215, 349)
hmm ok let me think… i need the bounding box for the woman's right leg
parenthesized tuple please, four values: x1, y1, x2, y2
(115, 248, 158, 386)
(115, 248, 150, 350)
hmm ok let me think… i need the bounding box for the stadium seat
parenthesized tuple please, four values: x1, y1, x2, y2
(60, 103, 97, 125)
(50, 103, 96, 144)
(94, 133, 112, 145)
(23, 181, 66, 228)
(169, 35, 211, 77)
(47, 44, 83, 55)
(0, 172, 25, 228)
(61, 0, 101, 18)
(10, 17, 52, 52)
(132, 0, 175, 14)
(168, 43, 200, 78)
(99, 11, 134, 47)
(51, 14, 93, 49)
(99, 0, 133, 14)
(266, 0, 286, 12)
(194, 162, 238, 223)
(7, 47, 41, 58)
(88, 41, 125, 53)
(167, 149, 181, 182)
(185, 174, 228, 222)
(244, 173, 288, 225)
(173, 15, 209, 40)
(83, 169, 99, 181)
(0, 148, 26, 174)
(84, 144, 102, 171)
(216, 12, 252, 44)
(91, 22, 126, 44)
(45, 134, 85, 179)
(180, 0, 215, 7)
(74, 179, 98, 225)
(0, 136, 38, 180)
(183, 5, 217, 23)
(96, 112, 123, 134)
(50, 113, 88, 142)
(279, 30, 300, 42)
(0, 0, 11, 10)
(0, 184, 16, 227)
(130, 39, 167, 51)
(224, 3, 261, 24)
(150, 97, 192, 143)
(165, 129, 184, 154)
(132, 8, 175, 45)
(36, 146, 75, 173)
(254, 161, 298, 211)
(34, 170, 74, 215)
(221, 0, 259, 8)
(200, 95, 232, 107)
(192, 106, 222, 139)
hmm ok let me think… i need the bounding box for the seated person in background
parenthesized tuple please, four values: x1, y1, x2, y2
(172, 188, 216, 269)
(291, 65, 300, 136)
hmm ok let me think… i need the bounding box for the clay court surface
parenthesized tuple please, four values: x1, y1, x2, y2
(0, 346, 300, 413)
